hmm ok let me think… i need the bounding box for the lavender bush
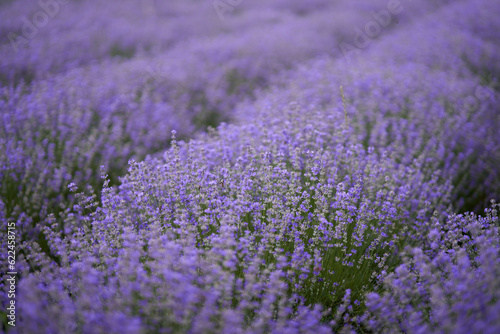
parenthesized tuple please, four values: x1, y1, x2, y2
(2, 115, 450, 331)
(363, 203, 500, 333)
(1, 0, 499, 333)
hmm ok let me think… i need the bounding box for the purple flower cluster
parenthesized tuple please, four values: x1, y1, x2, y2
(364, 203, 500, 333)
(0, 0, 499, 333)
(1, 118, 450, 332)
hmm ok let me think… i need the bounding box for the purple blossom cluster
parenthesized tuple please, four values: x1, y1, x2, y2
(1, 0, 499, 333)
(363, 203, 500, 333)
(2, 118, 450, 332)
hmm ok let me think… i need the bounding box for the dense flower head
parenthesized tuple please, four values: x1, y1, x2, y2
(0, 0, 499, 333)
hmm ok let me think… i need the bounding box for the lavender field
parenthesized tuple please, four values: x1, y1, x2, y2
(1, 0, 499, 333)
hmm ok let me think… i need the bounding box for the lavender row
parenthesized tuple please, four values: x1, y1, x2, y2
(1, 106, 451, 331)
(1, 0, 454, 84)
(3, 102, 497, 332)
